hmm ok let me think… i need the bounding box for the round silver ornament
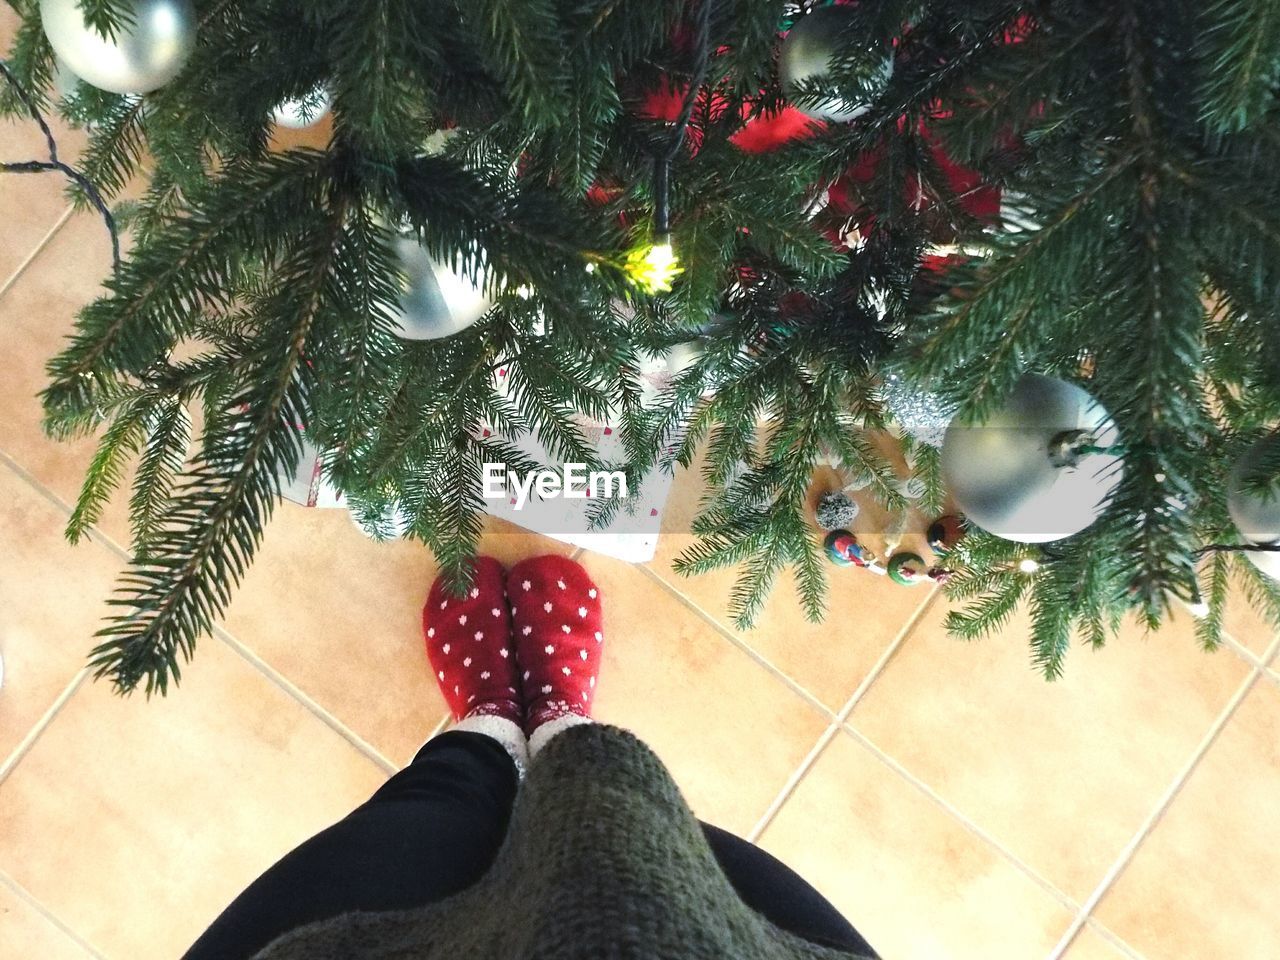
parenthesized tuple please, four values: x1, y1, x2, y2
(941, 374, 1124, 544)
(1227, 436, 1280, 546)
(271, 86, 332, 129)
(385, 236, 494, 341)
(50, 55, 83, 100)
(779, 5, 893, 123)
(349, 503, 412, 541)
(40, 0, 196, 95)
(881, 373, 954, 449)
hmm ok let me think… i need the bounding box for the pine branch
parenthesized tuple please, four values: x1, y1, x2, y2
(128, 397, 191, 560)
(86, 183, 351, 694)
(1196, 0, 1280, 133)
(43, 150, 333, 425)
(65, 391, 152, 543)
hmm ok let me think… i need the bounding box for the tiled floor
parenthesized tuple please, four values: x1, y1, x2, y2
(3, 17, 1279, 959)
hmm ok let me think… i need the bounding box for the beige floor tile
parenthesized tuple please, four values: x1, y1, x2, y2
(650, 461, 937, 711)
(0, 634, 388, 960)
(0, 8, 88, 288)
(848, 602, 1252, 901)
(0, 211, 129, 543)
(1095, 678, 1280, 959)
(1222, 571, 1278, 658)
(223, 505, 573, 766)
(758, 730, 1074, 959)
(0, 467, 120, 765)
(0, 881, 93, 960)
(1059, 924, 1139, 960)
(581, 553, 831, 836)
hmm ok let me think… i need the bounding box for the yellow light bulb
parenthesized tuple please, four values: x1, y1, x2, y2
(626, 240, 681, 294)
(1018, 558, 1041, 574)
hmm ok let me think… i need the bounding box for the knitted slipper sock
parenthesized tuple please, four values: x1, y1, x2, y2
(506, 555, 604, 754)
(423, 557, 527, 765)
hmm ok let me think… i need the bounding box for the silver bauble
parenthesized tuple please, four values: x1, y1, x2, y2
(881, 373, 954, 449)
(1227, 437, 1280, 546)
(40, 0, 196, 95)
(271, 86, 332, 129)
(385, 237, 494, 340)
(942, 374, 1124, 543)
(779, 5, 893, 123)
(50, 56, 83, 100)
(349, 503, 412, 541)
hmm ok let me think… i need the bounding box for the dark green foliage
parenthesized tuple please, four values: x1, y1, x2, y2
(2, 0, 1279, 692)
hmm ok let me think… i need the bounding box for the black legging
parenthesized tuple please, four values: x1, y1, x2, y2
(183, 730, 876, 959)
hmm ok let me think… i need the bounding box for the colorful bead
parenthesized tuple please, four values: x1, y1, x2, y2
(888, 552, 928, 585)
(823, 529, 877, 567)
(927, 514, 966, 554)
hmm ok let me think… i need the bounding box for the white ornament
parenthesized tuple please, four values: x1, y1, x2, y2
(50, 56, 82, 100)
(384, 236, 495, 340)
(942, 374, 1124, 543)
(40, 0, 196, 95)
(271, 86, 331, 129)
(779, 5, 894, 123)
(348, 501, 412, 539)
(1227, 437, 1280, 545)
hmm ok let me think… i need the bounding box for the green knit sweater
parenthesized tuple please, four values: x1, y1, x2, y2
(251, 724, 876, 960)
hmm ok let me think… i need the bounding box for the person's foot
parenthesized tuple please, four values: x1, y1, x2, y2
(506, 555, 604, 742)
(423, 557, 521, 723)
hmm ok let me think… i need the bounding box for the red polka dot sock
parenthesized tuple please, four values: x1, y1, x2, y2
(506, 555, 604, 752)
(423, 556, 521, 725)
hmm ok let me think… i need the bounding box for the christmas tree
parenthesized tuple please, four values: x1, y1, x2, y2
(2, 0, 1278, 695)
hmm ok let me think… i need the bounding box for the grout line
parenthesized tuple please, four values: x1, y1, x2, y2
(0, 669, 89, 785)
(1046, 666, 1262, 960)
(835, 587, 941, 724)
(211, 627, 399, 776)
(1081, 917, 1149, 960)
(569, 546, 585, 560)
(746, 588, 942, 843)
(1172, 597, 1265, 670)
(426, 712, 452, 740)
(633, 564, 837, 719)
(746, 721, 841, 843)
(0, 449, 401, 777)
(0, 867, 108, 959)
(843, 724, 1081, 916)
(1259, 629, 1280, 670)
(0, 205, 74, 303)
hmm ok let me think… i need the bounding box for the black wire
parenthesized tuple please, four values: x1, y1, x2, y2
(0, 58, 122, 271)
(652, 0, 715, 236)
(1196, 542, 1280, 556)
